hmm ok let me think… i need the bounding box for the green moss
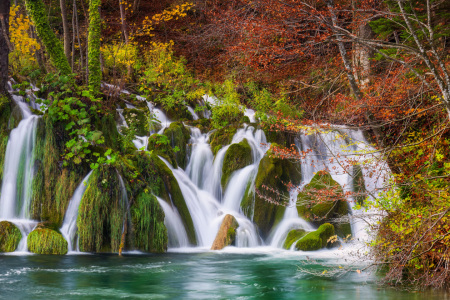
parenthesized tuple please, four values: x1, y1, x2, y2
(150, 153, 197, 245)
(163, 122, 191, 168)
(131, 192, 168, 253)
(295, 223, 335, 251)
(185, 118, 212, 133)
(164, 105, 193, 121)
(252, 144, 301, 238)
(27, 227, 68, 255)
(0, 96, 11, 183)
(262, 125, 295, 148)
(31, 117, 84, 226)
(209, 126, 237, 155)
(123, 108, 148, 136)
(77, 165, 125, 253)
(240, 179, 255, 219)
(227, 227, 236, 242)
(221, 139, 252, 188)
(95, 114, 121, 151)
(296, 171, 350, 237)
(283, 229, 306, 249)
(147, 134, 178, 168)
(0, 221, 22, 252)
(88, 0, 102, 90)
(24, 0, 71, 75)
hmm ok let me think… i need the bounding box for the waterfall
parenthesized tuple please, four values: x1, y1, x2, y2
(156, 196, 189, 248)
(185, 128, 215, 189)
(60, 172, 93, 253)
(0, 97, 39, 220)
(187, 106, 199, 120)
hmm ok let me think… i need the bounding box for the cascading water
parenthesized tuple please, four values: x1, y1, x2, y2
(60, 172, 93, 253)
(0, 93, 40, 252)
(156, 196, 190, 248)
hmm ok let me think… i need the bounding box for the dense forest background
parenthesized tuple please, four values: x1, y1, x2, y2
(0, 0, 450, 289)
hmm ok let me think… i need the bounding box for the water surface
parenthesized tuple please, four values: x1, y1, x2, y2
(0, 251, 446, 299)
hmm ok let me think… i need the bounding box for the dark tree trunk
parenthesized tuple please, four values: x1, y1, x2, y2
(0, 0, 11, 95)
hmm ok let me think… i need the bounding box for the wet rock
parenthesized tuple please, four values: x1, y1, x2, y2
(0, 221, 22, 252)
(211, 214, 239, 250)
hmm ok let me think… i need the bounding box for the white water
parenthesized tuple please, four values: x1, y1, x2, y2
(156, 196, 190, 248)
(60, 172, 93, 253)
(0, 97, 39, 220)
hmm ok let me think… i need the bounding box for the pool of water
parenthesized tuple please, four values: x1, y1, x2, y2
(0, 249, 447, 299)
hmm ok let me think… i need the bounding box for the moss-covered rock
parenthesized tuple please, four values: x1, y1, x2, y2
(295, 223, 335, 251)
(283, 229, 306, 249)
(211, 214, 239, 250)
(251, 144, 301, 238)
(31, 117, 85, 226)
(164, 105, 193, 121)
(209, 126, 237, 155)
(147, 134, 178, 168)
(130, 152, 196, 245)
(163, 122, 191, 168)
(123, 108, 148, 136)
(27, 227, 68, 255)
(131, 192, 168, 253)
(0, 221, 22, 252)
(77, 165, 126, 253)
(262, 124, 296, 148)
(221, 139, 252, 189)
(296, 170, 351, 237)
(185, 118, 212, 133)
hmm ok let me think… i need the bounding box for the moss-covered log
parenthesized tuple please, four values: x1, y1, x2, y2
(0, 221, 22, 252)
(24, 0, 71, 75)
(131, 192, 167, 253)
(27, 226, 68, 255)
(221, 139, 252, 189)
(163, 122, 191, 168)
(251, 144, 301, 238)
(88, 0, 102, 90)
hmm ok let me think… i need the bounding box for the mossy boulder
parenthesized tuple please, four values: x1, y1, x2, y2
(211, 214, 239, 250)
(163, 122, 191, 168)
(131, 192, 168, 253)
(251, 144, 302, 238)
(221, 139, 252, 189)
(185, 118, 212, 133)
(94, 114, 121, 151)
(77, 165, 127, 253)
(164, 105, 193, 121)
(209, 126, 237, 155)
(123, 108, 148, 136)
(27, 227, 68, 255)
(147, 134, 178, 168)
(262, 124, 296, 148)
(132, 152, 196, 245)
(295, 223, 335, 251)
(297, 171, 351, 237)
(0, 221, 22, 252)
(283, 229, 306, 249)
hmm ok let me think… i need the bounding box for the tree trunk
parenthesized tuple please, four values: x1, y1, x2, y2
(119, 0, 132, 78)
(0, 0, 11, 95)
(24, 0, 71, 75)
(60, 0, 71, 63)
(353, 22, 374, 90)
(88, 0, 102, 91)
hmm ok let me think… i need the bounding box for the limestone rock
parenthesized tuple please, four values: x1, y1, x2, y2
(211, 214, 239, 250)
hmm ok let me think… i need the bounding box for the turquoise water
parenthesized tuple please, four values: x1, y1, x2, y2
(0, 251, 447, 299)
